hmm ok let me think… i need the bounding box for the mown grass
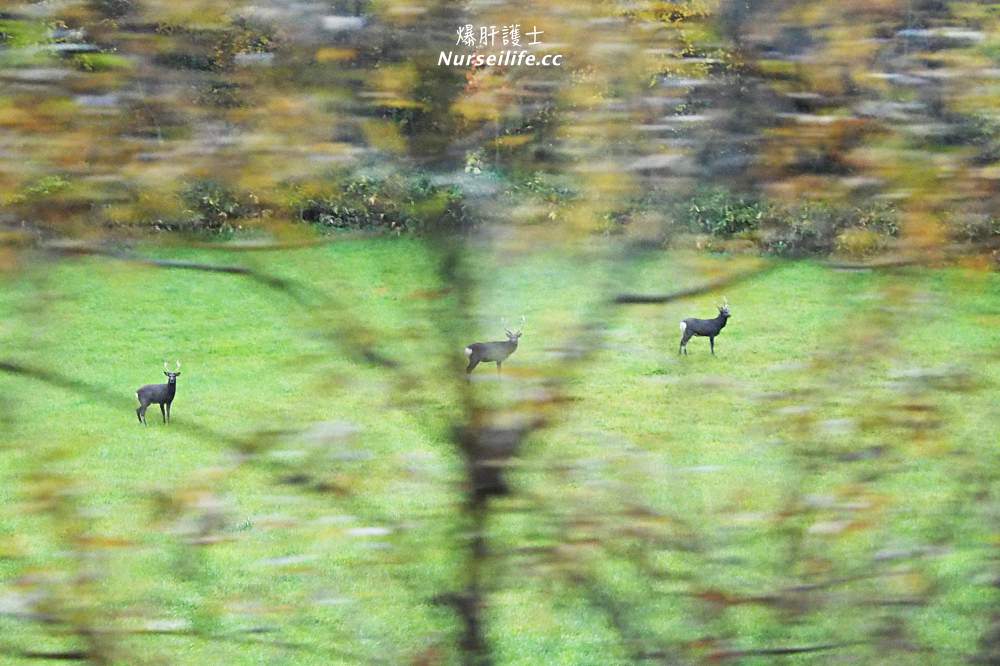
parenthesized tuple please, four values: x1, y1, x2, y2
(0, 239, 997, 664)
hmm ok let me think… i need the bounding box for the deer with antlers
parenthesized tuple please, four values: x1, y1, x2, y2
(679, 299, 731, 356)
(464, 317, 524, 375)
(136, 361, 181, 425)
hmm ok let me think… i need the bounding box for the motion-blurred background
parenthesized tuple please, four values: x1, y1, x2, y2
(0, 1, 998, 664)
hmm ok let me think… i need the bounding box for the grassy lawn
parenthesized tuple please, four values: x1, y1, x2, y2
(0, 239, 996, 664)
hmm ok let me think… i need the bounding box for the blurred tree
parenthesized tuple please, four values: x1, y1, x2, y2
(0, 0, 997, 663)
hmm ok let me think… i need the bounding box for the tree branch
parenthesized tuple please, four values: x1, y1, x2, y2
(613, 263, 777, 304)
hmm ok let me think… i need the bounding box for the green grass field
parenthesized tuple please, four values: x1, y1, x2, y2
(0, 239, 997, 664)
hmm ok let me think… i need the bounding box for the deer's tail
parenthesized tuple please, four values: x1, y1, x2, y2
(464, 346, 473, 358)
(679, 321, 687, 334)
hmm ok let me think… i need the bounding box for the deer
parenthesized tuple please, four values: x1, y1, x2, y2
(679, 298, 731, 356)
(136, 361, 181, 425)
(464, 316, 524, 375)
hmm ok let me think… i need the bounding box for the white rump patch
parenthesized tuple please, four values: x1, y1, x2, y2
(464, 347, 473, 357)
(679, 321, 687, 333)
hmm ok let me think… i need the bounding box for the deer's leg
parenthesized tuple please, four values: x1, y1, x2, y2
(159, 403, 166, 423)
(710, 336, 715, 355)
(166, 402, 171, 423)
(136, 405, 143, 424)
(466, 357, 480, 374)
(496, 361, 502, 375)
(680, 331, 693, 355)
(138, 403, 148, 425)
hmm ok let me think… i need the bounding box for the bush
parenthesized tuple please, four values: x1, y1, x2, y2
(668, 187, 901, 257)
(680, 187, 768, 237)
(854, 200, 899, 237)
(835, 228, 887, 258)
(761, 199, 899, 257)
(951, 215, 1000, 244)
(297, 174, 468, 234)
(760, 200, 844, 256)
(180, 180, 258, 232)
(8, 175, 71, 204)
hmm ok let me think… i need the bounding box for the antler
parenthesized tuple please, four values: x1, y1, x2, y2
(500, 315, 526, 335)
(175, 360, 181, 370)
(163, 360, 170, 372)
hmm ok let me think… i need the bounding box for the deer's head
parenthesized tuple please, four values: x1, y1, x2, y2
(503, 315, 525, 341)
(718, 298, 731, 319)
(163, 360, 181, 382)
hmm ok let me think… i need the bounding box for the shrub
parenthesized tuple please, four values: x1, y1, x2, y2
(297, 174, 468, 234)
(180, 180, 257, 232)
(951, 216, 1000, 244)
(8, 175, 71, 204)
(854, 200, 899, 237)
(835, 228, 887, 258)
(73, 53, 134, 72)
(680, 187, 768, 237)
(761, 200, 844, 256)
(761, 199, 899, 257)
(506, 171, 577, 225)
